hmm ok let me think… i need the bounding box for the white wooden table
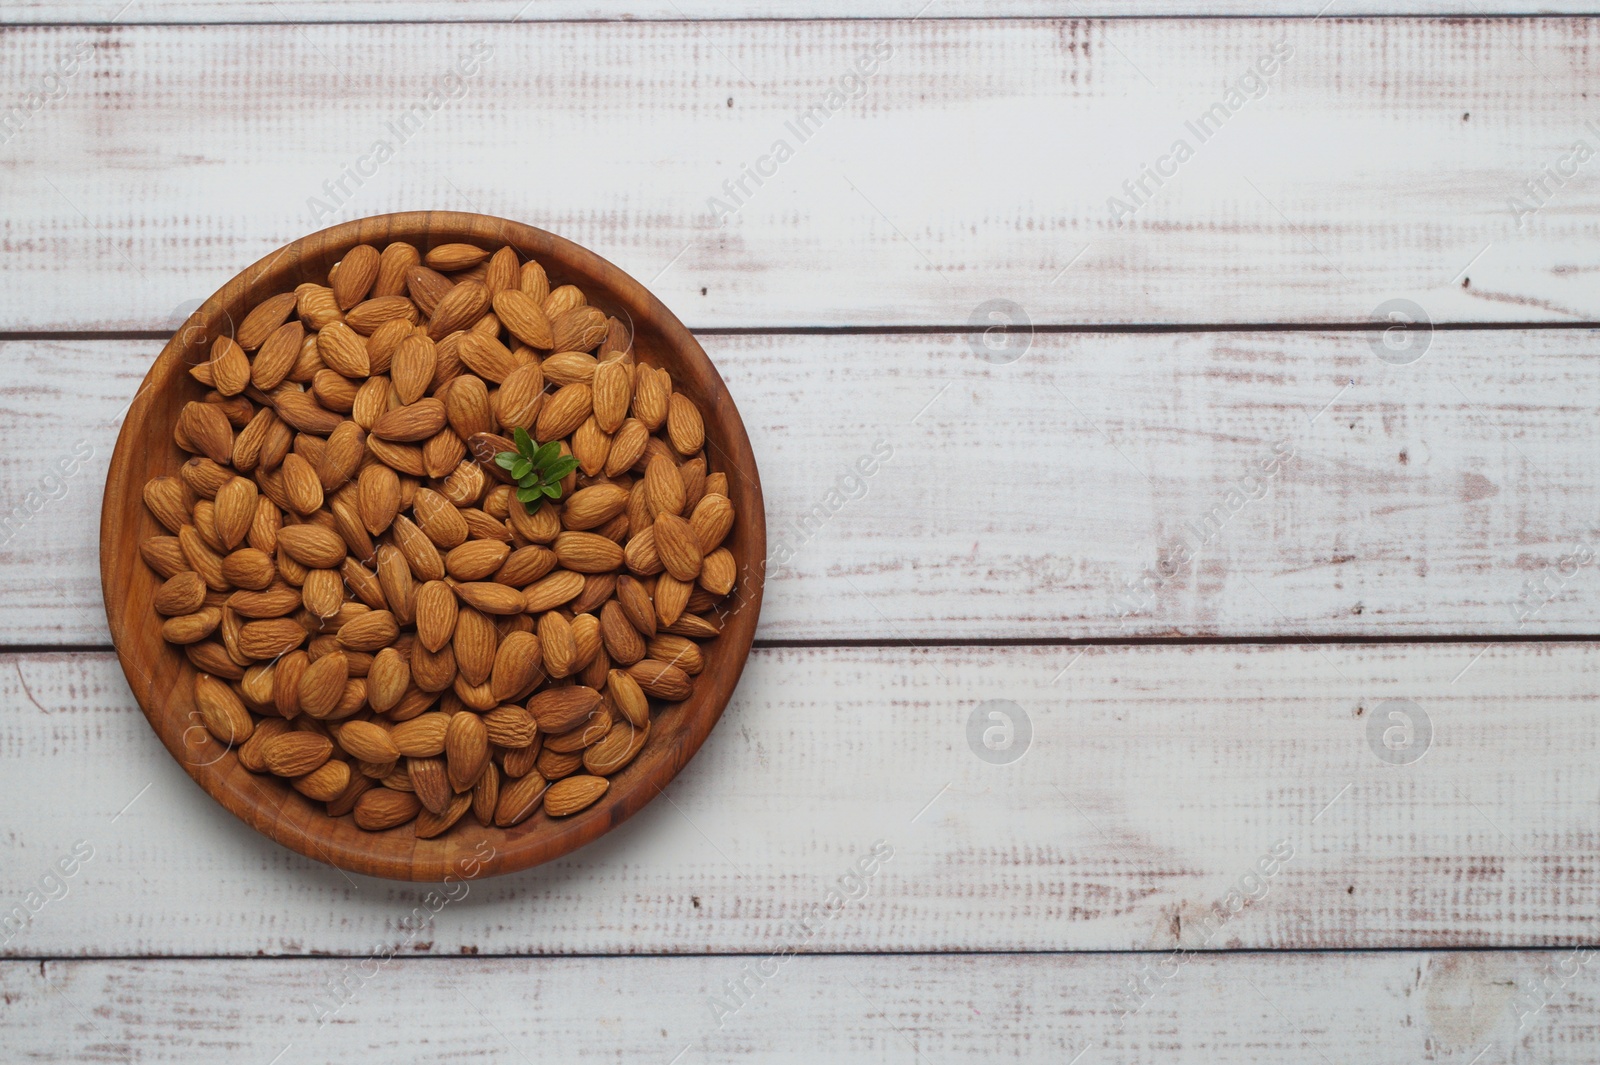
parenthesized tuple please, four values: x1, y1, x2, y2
(3, 5, 1599, 1061)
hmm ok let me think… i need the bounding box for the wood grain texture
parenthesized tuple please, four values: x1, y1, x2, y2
(95, 212, 765, 881)
(4, 952, 1597, 1063)
(9, 329, 1600, 645)
(3, 644, 1597, 956)
(3, 1, 1591, 20)
(2, 20, 1598, 330)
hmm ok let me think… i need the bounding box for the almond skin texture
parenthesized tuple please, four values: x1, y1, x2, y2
(528, 685, 602, 734)
(652, 512, 704, 581)
(262, 732, 333, 777)
(354, 788, 422, 830)
(544, 775, 610, 817)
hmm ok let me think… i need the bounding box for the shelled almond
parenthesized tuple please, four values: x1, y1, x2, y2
(144, 239, 738, 837)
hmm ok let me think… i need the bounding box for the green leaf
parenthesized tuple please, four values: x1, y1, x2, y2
(547, 456, 580, 480)
(541, 483, 562, 499)
(516, 486, 539, 503)
(513, 427, 534, 456)
(494, 451, 518, 470)
(511, 459, 534, 481)
(534, 441, 561, 467)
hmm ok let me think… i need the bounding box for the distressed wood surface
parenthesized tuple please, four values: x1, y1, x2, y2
(4, 643, 1597, 957)
(4, 951, 1597, 1063)
(6, 330, 1600, 646)
(3, 2, 1589, 21)
(3, 20, 1599, 331)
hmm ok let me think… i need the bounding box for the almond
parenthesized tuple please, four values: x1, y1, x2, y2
(426, 243, 489, 271)
(543, 774, 609, 817)
(492, 288, 554, 349)
(178, 401, 235, 465)
(553, 531, 624, 574)
(536, 747, 583, 780)
(542, 284, 585, 319)
(317, 321, 371, 378)
(212, 476, 257, 550)
(273, 388, 344, 435)
(366, 647, 411, 712)
(427, 279, 490, 340)
(141, 535, 190, 579)
(195, 673, 254, 745)
(408, 755, 452, 814)
(414, 792, 472, 838)
(412, 487, 469, 548)
(471, 763, 501, 826)
(690, 493, 735, 554)
(358, 464, 402, 535)
(493, 771, 548, 826)
(457, 332, 521, 383)
(238, 618, 308, 659)
(391, 333, 438, 405)
(521, 569, 585, 613)
(654, 572, 691, 628)
(652, 512, 703, 581)
(296, 282, 342, 329)
(253, 320, 304, 391)
(354, 787, 422, 830)
(298, 649, 350, 717)
(700, 548, 738, 596)
(528, 684, 600, 734)
(665, 392, 706, 455)
(643, 454, 686, 518)
(583, 720, 649, 775)
(648, 633, 704, 674)
(490, 630, 544, 702)
(415, 580, 459, 652)
(331, 244, 381, 309)
(445, 539, 510, 582)
(278, 453, 324, 516)
(453, 606, 499, 686)
(263, 731, 333, 777)
(607, 668, 650, 729)
(236, 291, 297, 350)
(391, 514, 445, 580)
(277, 523, 346, 568)
(293, 760, 353, 803)
(345, 295, 419, 335)
(591, 359, 632, 433)
(337, 609, 400, 652)
(600, 601, 647, 665)
(622, 526, 664, 577)
(317, 420, 366, 492)
(628, 659, 693, 701)
(154, 571, 208, 616)
(550, 306, 607, 353)
(337, 720, 400, 764)
(372, 398, 447, 443)
(632, 364, 670, 430)
(210, 335, 252, 397)
(534, 383, 592, 442)
(392, 712, 450, 757)
(604, 418, 650, 478)
(445, 711, 490, 792)
(615, 574, 657, 638)
(454, 581, 526, 616)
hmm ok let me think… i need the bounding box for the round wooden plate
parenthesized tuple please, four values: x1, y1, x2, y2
(99, 212, 765, 882)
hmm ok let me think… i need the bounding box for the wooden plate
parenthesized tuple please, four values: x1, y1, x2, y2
(99, 212, 765, 881)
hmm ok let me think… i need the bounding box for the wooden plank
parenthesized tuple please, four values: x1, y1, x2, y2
(7, 330, 1600, 646)
(3, 643, 1597, 957)
(3, 951, 1597, 1063)
(3, 2, 1591, 21)
(2, 20, 1598, 330)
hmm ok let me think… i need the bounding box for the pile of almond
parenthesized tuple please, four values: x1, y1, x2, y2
(140, 240, 737, 837)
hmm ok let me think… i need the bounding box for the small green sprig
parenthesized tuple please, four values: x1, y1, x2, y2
(496, 427, 580, 511)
